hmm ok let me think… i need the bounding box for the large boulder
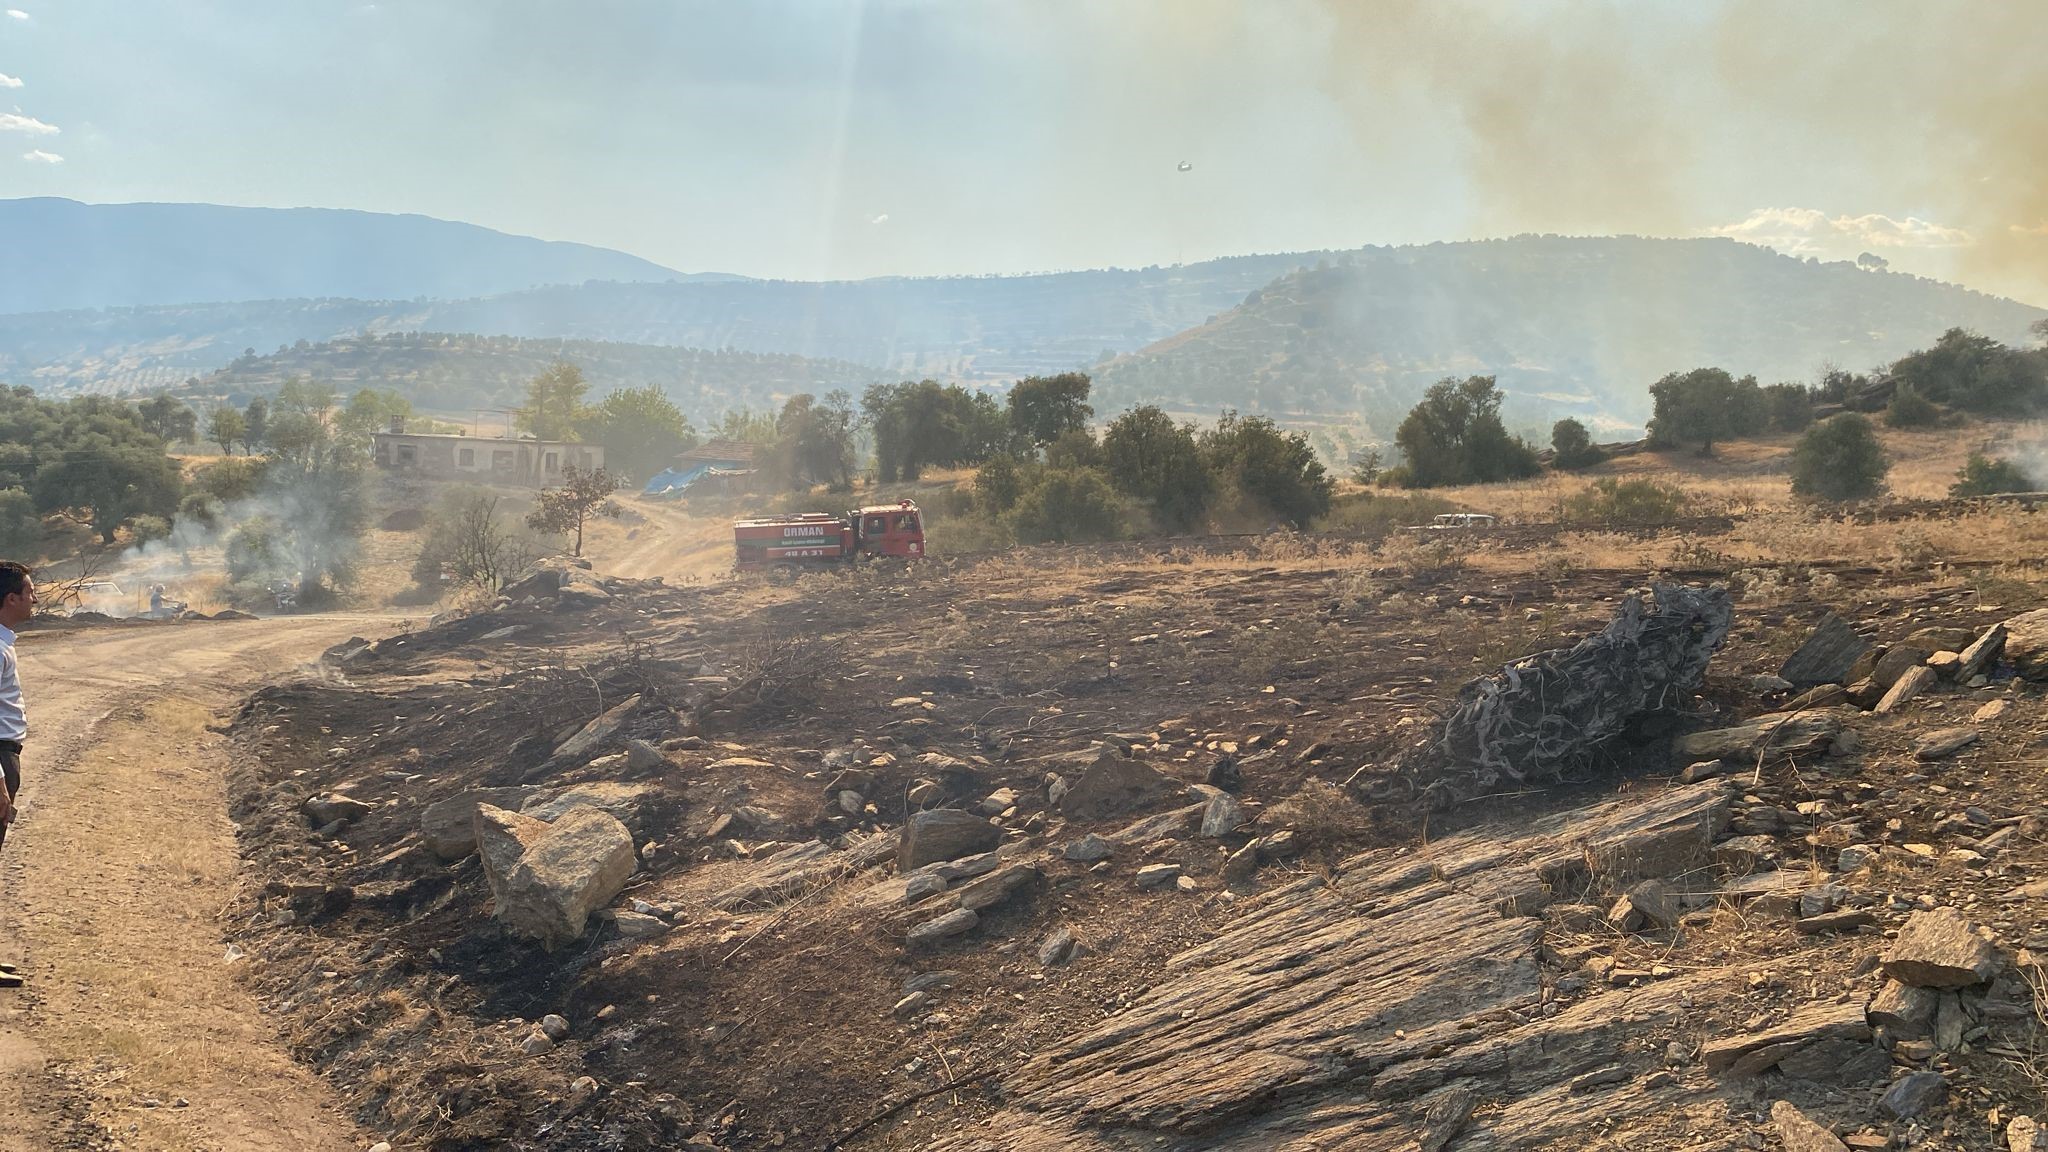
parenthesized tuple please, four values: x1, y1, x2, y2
(1778, 612, 1869, 687)
(302, 792, 374, 828)
(422, 786, 536, 860)
(476, 804, 551, 895)
(2001, 608, 2048, 679)
(899, 809, 1002, 871)
(482, 805, 639, 950)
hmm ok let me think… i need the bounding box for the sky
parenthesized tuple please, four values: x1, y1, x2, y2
(1, 1, 2044, 301)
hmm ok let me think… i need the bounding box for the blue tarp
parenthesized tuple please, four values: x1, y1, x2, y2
(643, 462, 752, 497)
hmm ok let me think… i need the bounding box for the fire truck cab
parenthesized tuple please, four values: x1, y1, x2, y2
(732, 499, 925, 571)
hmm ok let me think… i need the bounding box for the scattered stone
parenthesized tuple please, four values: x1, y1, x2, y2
(1254, 829, 1299, 859)
(1776, 1037, 1890, 1086)
(623, 739, 665, 773)
(1417, 1082, 1477, 1152)
(1771, 1100, 1850, 1152)
(1881, 908, 1998, 988)
(1206, 755, 1243, 793)
(952, 864, 1037, 913)
(1957, 622, 2008, 681)
(893, 991, 929, 1019)
(613, 911, 670, 938)
(1837, 844, 1878, 872)
(421, 786, 535, 860)
(1870, 645, 1934, 691)
(906, 907, 979, 948)
(1793, 908, 1876, 935)
(1780, 612, 1870, 686)
(1912, 728, 1979, 760)
(2009, 1116, 2047, 1152)
(1062, 834, 1114, 863)
(1222, 843, 1260, 885)
(906, 780, 946, 808)
(1135, 863, 1182, 889)
(522, 781, 660, 835)
(898, 809, 1002, 871)
(978, 787, 1020, 817)
(1703, 1001, 1871, 1073)
(546, 694, 642, 769)
(1609, 878, 1679, 932)
(902, 872, 948, 902)
(1799, 883, 1844, 918)
(902, 971, 959, 994)
(1037, 926, 1077, 966)
(1975, 698, 2013, 723)
(838, 789, 866, 815)
(1047, 748, 1177, 820)
(521, 1030, 556, 1056)
(1787, 683, 1850, 712)
(567, 1077, 598, 1107)
(540, 1013, 571, 1041)
(1198, 792, 1245, 838)
(1752, 673, 1794, 694)
(1877, 1070, 1946, 1120)
(1714, 835, 1778, 873)
(1679, 760, 1726, 784)
(1874, 665, 1938, 714)
(1567, 1066, 1630, 1093)
(301, 793, 373, 827)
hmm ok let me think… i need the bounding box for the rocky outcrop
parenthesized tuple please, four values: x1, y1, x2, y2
(1050, 748, 1179, 820)
(476, 804, 638, 950)
(925, 783, 1740, 1150)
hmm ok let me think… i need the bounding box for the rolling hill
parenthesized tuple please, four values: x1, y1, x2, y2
(0, 251, 1329, 394)
(184, 332, 890, 418)
(1091, 236, 2048, 434)
(0, 198, 699, 315)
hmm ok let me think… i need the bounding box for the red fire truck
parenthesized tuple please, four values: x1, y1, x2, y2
(733, 500, 927, 571)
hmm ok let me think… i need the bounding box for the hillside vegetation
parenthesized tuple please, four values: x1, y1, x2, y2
(1092, 236, 2047, 433)
(189, 333, 889, 418)
(0, 197, 693, 315)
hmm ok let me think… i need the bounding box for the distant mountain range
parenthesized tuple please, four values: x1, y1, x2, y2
(187, 332, 889, 418)
(1090, 236, 2048, 433)
(0, 198, 704, 314)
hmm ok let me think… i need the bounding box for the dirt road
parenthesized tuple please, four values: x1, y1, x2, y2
(0, 614, 400, 1152)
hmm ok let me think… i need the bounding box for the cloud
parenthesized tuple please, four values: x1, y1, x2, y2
(870, 213, 890, 226)
(0, 74, 21, 89)
(0, 112, 57, 135)
(3, 9, 26, 20)
(1710, 207, 1973, 259)
(20, 148, 58, 163)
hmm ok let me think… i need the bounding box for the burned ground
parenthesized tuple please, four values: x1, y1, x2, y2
(220, 525, 2048, 1151)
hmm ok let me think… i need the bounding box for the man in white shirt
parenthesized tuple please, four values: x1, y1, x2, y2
(0, 561, 33, 987)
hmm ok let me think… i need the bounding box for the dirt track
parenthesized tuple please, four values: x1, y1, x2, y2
(0, 613, 399, 1151)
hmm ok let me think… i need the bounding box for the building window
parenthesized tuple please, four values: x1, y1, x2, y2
(458, 448, 475, 467)
(544, 451, 560, 473)
(395, 444, 418, 467)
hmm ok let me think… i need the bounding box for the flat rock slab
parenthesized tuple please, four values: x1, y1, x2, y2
(2003, 608, 2048, 679)
(1676, 711, 1840, 764)
(1912, 727, 1980, 760)
(1882, 908, 1998, 988)
(899, 808, 1001, 871)
(1874, 665, 1938, 714)
(1779, 613, 1869, 687)
(1772, 1100, 1850, 1152)
(1703, 1001, 1871, 1073)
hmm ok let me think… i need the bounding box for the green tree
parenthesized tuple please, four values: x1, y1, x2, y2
(577, 385, 697, 482)
(1392, 376, 1541, 487)
(862, 380, 1008, 481)
(1884, 381, 1940, 428)
(1647, 368, 1767, 454)
(515, 361, 592, 441)
(207, 406, 248, 455)
(525, 464, 622, 556)
(974, 454, 1026, 513)
(1199, 411, 1331, 526)
(769, 391, 856, 489)
(1950, 453, 2034, 497)
(136, 393, 198, 445)
(335, 388, 413, 453)
(1101, 405, 1212, 532)
(259, 400, 368, 599)
(1007, 372, 1094, 450)
(192, 456, 268, 504)
(241, 396, 269, 453)
(1763, 383, 1815, 432)
(1008, 467, 1125, 544)
(34, 446, 184, 544)
(1348, 447, 1383, 486)
(0, 487, 40, 558)
(1549, 418, 1602, 470)
(275, 376, 336, 419)
(1790, 414, 1888, 502)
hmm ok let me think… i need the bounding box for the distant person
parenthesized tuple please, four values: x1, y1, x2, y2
(149, 584, 163, 615)
(0, 562, 34, 988)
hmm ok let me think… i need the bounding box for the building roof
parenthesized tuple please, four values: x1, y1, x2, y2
(370, 431, 587, 448)
(677, 438, 757, 466)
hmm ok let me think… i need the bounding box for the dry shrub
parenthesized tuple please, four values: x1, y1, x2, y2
(1268, 779, 1388, 865)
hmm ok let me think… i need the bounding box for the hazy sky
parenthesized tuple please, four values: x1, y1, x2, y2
(2, 1, 2043, 300)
